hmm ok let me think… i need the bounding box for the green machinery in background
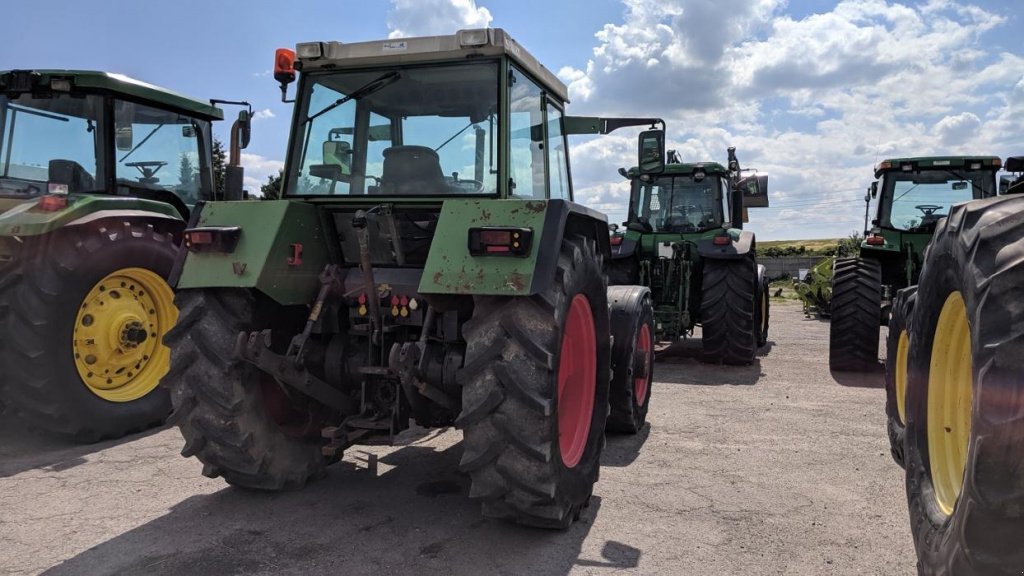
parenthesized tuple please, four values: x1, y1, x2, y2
(161, 29, 659, 529)
(888, 156, 1024, 575)
(607, 149, 771, 364)
(0, 70, 249, 441)
(793, 256, 834, 317)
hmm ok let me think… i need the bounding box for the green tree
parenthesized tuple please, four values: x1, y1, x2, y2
(261, 169, 283, 200)
(836, 230, 865, 257)
(178, 154, 196, 187)
(212, 138, 227, 197)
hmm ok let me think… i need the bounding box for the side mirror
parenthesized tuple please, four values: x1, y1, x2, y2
(1005, 156, 1024, 172)
(870, 181, 878, 199)
(236, 110, 251, 150)
(608, 222, 619, 232)
(637, 130, 665, 175)
(115, 125, 133, 151)
(738, 174, 769, 207)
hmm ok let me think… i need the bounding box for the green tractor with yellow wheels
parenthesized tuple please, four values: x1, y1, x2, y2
(607, 150, 771, 364)
(888, 156, 1024, 575)
(0, 70, 250, 441)
(162, 29, 657, 528)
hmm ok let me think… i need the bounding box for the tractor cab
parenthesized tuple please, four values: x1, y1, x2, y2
(0, 70, 230, 217)
(624, 162, 732, 234)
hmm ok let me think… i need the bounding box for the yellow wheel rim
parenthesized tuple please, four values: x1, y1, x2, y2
(895, 330, 909, 425)
(927, 291, 972, 516)
(73, 267, 178, 403)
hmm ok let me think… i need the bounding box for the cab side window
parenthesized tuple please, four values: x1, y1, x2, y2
(114, 100, 204, 204)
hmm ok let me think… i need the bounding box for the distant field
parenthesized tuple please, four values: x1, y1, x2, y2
(759, 238, 842, 254)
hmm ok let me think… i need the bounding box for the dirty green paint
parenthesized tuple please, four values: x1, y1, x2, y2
(0, 197, 30, 215)
(419, 199, 549, 295)
(176, 201, 329, 305)
(0, 195, 182, 237)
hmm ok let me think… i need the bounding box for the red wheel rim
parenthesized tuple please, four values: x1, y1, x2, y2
(634, 323, 652, 405)
(558, 294, 597, 468)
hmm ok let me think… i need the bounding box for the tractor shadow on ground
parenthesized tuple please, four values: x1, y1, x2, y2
(603, 424, 652, 467)
(44, 439, 642, 576)
(0, 415, 163, 479)
(830, 364, 885, 389)
(654, 339, 763, 387)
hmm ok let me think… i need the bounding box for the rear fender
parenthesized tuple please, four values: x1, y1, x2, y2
(0, 195, 182, 238)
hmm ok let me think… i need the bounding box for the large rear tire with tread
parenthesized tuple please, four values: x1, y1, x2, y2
(163, 289, 329, 490)
(829, 257, 882, 372)
(0, 223, 177, 442)
(700, 255, 756, 365)
(457, 235, 611, 529)
(607, 286, 654, 434)
(884, 286, 916, 468)
(904, 196, 1024, 575)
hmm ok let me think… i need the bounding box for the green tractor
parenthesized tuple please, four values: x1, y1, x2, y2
(793, 256, 834, 317)
(163, 29, 658, 528)
(889, 156, 1024, 575)
(607, 150, 771, 364)
(0, 70, 250, 441)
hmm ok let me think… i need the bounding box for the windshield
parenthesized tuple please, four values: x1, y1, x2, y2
(114, 100, 212, 205)
(628, 175, 727, 233)
(880, 169, 996, 232)
(0, 93, 103, 197)
(287, 61, 499, 196)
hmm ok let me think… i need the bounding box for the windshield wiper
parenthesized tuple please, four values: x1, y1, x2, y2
(119, 124, 164, 163)
(304, 72, 401, 125)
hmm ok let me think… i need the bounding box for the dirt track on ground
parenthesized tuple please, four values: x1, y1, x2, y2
(0, 300, 913, 575)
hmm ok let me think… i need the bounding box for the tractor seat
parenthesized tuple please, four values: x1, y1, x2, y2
(379, 145, 448, 195)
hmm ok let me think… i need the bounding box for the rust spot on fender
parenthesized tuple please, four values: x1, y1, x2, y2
(432, 271, 444, 284)
(506, 271, 527, 292)
(524, 201, 547, 214)
(480, 208, 492, 220)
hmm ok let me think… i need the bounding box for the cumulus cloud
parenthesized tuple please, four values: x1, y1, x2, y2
(252, 108, 275, 121)
(559, 0, 1023, 238)
(240, 153, 284, 194)
(386, 0, 492, 39)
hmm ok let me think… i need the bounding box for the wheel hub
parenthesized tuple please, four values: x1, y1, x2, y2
(73, 268, 177, 402)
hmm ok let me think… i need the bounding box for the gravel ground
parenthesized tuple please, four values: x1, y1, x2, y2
(0, 300, 914, 575)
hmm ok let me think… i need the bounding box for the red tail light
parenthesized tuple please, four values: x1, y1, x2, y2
(712, 235, 731, 246)
(866, 235, 885, 246)
(610, 235, 624, 246)
(36, 195, 67, 212)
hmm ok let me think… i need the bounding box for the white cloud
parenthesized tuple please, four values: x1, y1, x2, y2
(240, 153, 284, 195)
(252, 108, 275, 121)
(559, 0, 1023, 238)
(386, 0, 492, 39)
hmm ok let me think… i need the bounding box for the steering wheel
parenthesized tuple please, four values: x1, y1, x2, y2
(915, 204, 942, 216)
(124, 160, 167, 183)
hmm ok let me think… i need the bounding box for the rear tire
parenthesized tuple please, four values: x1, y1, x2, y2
(904, 196, 1024, 575)
(0, 223, 176, 442)
(163, 289, 329, 490)
(884, 286, 916, 468)
(700, 255, 756, 365)
(828, 257, 882, 372)
(607, 286, 654, 434)
(458, 235, 610, 528)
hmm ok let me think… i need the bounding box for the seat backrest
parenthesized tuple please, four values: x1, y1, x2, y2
(380, 145, 447, 194)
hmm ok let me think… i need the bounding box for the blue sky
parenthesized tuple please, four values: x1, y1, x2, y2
(3, 0, 1022, 239)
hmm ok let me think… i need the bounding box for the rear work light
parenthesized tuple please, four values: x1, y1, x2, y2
(468, 227, 533, 257)
(183, 226, 242, 253)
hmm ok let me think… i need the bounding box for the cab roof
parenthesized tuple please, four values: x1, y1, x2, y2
(627, 161, 729, 178)
(0, 70, 223, 121)
(874, 156, 1001, 178)
(293, 28, 569, 103)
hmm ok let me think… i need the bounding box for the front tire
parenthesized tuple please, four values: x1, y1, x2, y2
(700, 255, 756, 365)
(163, 289, 329, 490)
(0, 222, 177, 442)
(884, 286, 916, 468)
(606, 286, 654, 434)
(458, 235, 611, 528)
(829, 257, 882, 372)
(904, 196, 1024, 575)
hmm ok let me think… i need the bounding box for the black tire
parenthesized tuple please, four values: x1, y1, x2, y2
(0, 222, 176, 442)
(884, 286, 916, 468)
(457, 235, 611, 528)
(607, 286, 654, 434)
(904, 196, 1024, 575)
(755, 269, 770, 347)
(700, 255, 756, 365)
(163, 289, 329, 490)
(607, 258, 638, 286)
(828, 257, 882, 372)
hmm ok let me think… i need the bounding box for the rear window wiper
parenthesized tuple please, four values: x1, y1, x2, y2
(304, 72, 400, 125)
